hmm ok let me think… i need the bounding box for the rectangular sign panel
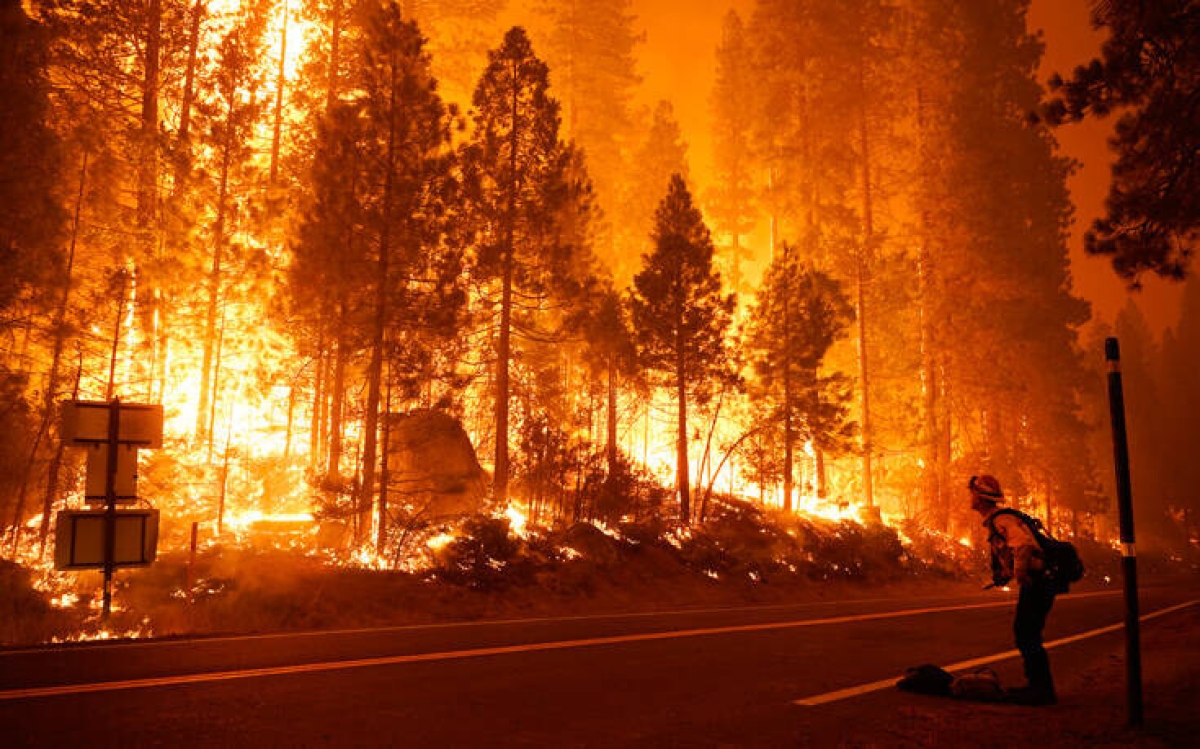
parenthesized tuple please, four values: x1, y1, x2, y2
(83, 444, 138, 502)
(53, 510, 160, 570)
(60, 401, 163, 448)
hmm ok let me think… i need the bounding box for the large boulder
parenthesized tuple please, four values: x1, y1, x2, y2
(386, 409, 487, 518)
(562, 522, 624, 567)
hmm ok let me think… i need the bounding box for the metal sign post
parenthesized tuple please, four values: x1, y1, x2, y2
(102, 399, 120, 619)
(55, 398, 163, 620)
(1105, 337, 1143, 727)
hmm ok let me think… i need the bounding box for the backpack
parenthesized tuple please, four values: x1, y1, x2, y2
(897, 663, 954, 696)
(989, 508, 1084, 593)
(950, 667, 1006, 702)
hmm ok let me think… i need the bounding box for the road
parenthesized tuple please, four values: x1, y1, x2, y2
(1, 580, 1196, 747)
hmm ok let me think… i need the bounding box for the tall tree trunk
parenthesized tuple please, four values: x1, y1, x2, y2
(39, 356, 83, 558)
(605, 358, 618, 476)
(782, 243, 794, 513)
(105, 270, 129, 400)
(269, 0, 289, 185)
(936, 369, 953, 530)
(157, 0, 204, 405)
(676, 351, 691, 524)
(135, 0, 162, 401)
(283, 382, 296, 459)
(856, 62, 876, 514)
(178, 0, 205, 144)
(308, 334, 325, 474)
(358, 51, 397, 545)
(327, 321, 348, 483)
(377, 365, 392, 552)
(815, 447, 827, 500)
(35, 155, 88, 556)
(206, 304, 227, 462)
(495, 256, 513, 504)
(494, 61, 521, 506)
(138, 0, 161, 234)
(196, 124, 233, 442)
(914, 85, 945, 529)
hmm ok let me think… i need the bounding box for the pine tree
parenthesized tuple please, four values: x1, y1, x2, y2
(352, 2, 458, 547)
(708, 9, 756, 296)
(536, 0, 642, 278)
(0, 0, 65, 549)
(290, 2, 459, 545)
(462, 27, 582, 505)
(0, 0, 62, 316)
(907, 0, 1092, 533)
(747, 242, 855, 511)
(1044, 0, 1199, 282)
(621, 101, 689, 279)
(42, 0, 196, 400)
(291, 102, 369, 488)
(581, 286, 638, 477)
(631, 175, 734, 524)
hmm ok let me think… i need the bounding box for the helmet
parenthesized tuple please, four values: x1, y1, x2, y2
(968, 474, 1003, 501)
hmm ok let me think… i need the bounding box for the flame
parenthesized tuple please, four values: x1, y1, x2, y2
(503, 505, 528, 538)
(224, 510, 314, 530)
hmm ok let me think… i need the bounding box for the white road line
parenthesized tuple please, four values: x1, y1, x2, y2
(793, 598, 1200, 706)
(0, 595, 1088, 701)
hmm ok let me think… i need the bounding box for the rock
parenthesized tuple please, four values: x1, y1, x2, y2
(386, 409, 488, 519)
(562, 522, 623, 566)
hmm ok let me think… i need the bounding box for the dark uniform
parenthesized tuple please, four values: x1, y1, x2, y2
(985, 508, 1056, 704)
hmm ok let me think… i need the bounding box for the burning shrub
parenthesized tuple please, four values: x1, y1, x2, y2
(897, 520, 981, 579)
(807, 520, 907, 581)
(429, 514, 531, 590)
(678, 501, 803, 581)
(580, 455, 671, 525)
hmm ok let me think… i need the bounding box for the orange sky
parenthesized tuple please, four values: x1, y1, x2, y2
(625, 0, 1185, 337)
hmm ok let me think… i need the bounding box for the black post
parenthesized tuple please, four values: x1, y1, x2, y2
(1105, 337, 1143, 727)
(102, 398, 121, 621)
(186, 520, 198, 605)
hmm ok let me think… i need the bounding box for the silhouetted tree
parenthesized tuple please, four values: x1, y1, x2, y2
(537, 0, 642, 278)
(462, 27, 582, 505)
(1045, 0, 1199, 282)
(631, 175, 734, 524)
(622, 101, 689, 276)
(747, 242, 855, 510)
(709, 9, 756, 296)
(0, 0, 64, 549)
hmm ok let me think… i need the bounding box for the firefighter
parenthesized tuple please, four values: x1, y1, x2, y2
(970, 474, 1058, 706)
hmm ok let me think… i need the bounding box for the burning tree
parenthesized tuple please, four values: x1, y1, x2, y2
(461, 26, 594, 507)
(747, 243, 855, 511)
(632, 175, 735, 525)
(290, 3, 461, 546)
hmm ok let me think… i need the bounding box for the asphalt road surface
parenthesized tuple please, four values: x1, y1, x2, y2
(2, 580, 1196, 747)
